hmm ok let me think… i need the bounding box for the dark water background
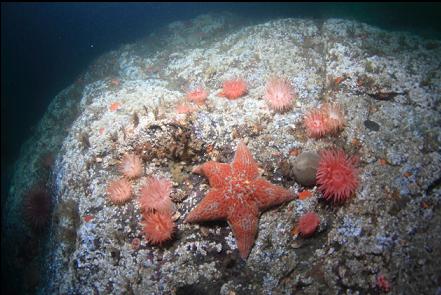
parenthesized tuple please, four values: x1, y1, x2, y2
(1, 3, 441, 294)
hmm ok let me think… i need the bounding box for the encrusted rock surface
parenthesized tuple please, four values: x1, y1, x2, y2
(3, 13, 441, 295)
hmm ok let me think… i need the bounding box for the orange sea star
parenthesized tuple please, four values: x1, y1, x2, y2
(185, 141, 295, 259)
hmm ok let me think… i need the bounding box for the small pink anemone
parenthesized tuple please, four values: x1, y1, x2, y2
(186, 87, 208, 105)
(138, 177, 174, 214)
(119, 153, 143, 179)
(176, 102, 195, 114)
(107, 178, 133, 205)
(264, 77, 296, 112)
(321, 103, 345, 133)
(219, 78, 248, 100)
(142, 211, 175, 245)
(303, 108, 331, 138)
(298, 212, 320, 237)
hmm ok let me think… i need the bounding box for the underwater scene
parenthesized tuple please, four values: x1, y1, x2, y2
(1, 3, 441, 295)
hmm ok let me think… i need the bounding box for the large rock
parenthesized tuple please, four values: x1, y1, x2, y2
(3, 13, 441, 295)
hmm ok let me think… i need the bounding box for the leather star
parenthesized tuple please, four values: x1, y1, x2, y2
(185, 141, 295, 259)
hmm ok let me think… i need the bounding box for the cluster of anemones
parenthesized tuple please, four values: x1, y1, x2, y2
(106, 153, 143, 204)
(175, 76, 299, 113)
(303, 103, 346, 138)
(138, 177, 175, 245)
(173, 78, 346, 122)
(295, 148, 359, 238)
(106, 153, 175, 245)
(300, 102, 358, 204)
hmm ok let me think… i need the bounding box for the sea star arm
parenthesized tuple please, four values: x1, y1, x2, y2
(184, 189, 228, 223)
(252, 178, 295, 210)
(193, 162, 232, 189)
(232, 142, 259, 179)
(227, 204, 259, 259)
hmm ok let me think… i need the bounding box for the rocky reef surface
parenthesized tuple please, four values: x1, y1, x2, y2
(3, 13, 441, 295)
